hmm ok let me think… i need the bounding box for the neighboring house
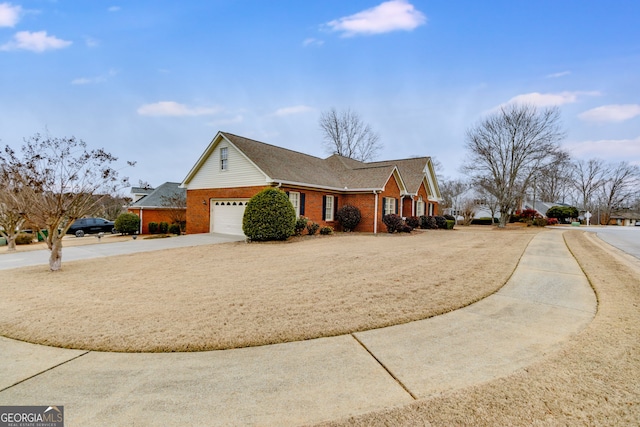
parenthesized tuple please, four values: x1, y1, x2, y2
(180, 132, 442, 235)
(127, 182, 186, 234)
(608, 209, 640, 226)
(130, 186, 154, 203)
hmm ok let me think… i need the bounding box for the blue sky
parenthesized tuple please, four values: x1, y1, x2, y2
(1, 1, 639, 188)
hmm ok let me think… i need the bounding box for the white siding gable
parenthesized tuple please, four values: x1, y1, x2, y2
(187, 140, 268, 189)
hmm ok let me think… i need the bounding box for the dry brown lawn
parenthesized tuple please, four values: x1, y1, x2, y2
(314, 230, 640, 426)
(0, 227, 539, 352)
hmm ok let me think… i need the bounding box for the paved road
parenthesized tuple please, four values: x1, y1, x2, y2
(0, 230, 597, 426)
(557, 225, 640, 260)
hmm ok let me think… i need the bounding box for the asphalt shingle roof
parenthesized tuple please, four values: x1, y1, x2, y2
(222, 133, 403, 191)
(130, 182, 185, 207)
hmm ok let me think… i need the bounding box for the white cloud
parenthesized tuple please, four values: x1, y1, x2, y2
(326, 0, 426, 37)
(564, 136, 640, 162)
(273, 105, 314, 116)
(578, 104, 640, 123)
(108, 6, 121, 12)
(137, 101, 221, 117)
(499, 91, 600, 108)
(72, 69, 118, 85)
(0, 2, 21, 27)
(303, 38, 324, 47)
(546, 71, 571, 78)
(1, 30, 72, 52)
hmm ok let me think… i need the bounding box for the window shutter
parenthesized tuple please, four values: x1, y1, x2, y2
(334, 196, 338, 218)
(322, 196, 327, 220)
(285, 191, 290, 197)
(300, 193, 305, 215)
(395, 198, 399, 214)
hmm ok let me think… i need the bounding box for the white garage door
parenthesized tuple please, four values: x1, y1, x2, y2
(210, 200, 248, 236)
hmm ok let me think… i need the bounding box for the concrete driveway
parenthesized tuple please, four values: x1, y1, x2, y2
(0, 233, 245, 270)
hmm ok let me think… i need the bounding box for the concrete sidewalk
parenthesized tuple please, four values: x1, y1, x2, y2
(0, 230, 596, 426)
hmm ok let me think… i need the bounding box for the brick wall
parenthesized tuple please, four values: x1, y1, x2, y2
(186, 186, 266, 234)
(184, 175, 426, 234)
(127, 208, 185, 234)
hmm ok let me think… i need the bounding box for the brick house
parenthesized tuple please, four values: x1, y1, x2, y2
(180, 132, 442, 235)
(127, 182, 186, 234)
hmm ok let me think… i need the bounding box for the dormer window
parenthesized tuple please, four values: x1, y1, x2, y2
(220, 147, 228, 171)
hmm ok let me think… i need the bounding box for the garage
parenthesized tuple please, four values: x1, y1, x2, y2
(210, 200, 248, 236)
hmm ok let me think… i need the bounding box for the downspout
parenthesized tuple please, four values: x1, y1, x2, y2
(139, 207, 143, 235)
(373, 191, 379, 234)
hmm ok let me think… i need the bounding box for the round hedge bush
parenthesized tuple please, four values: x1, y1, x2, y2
(336, 205, 362, 232)
(243, 188, 296, 241)
(115, 213, 140, 235)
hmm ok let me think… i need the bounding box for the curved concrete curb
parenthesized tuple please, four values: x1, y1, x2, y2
(0, 230, 596, 426)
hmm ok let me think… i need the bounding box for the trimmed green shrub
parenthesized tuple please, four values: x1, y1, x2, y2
(434, 216, 448, 229)
(382, 214, 404, 233)
(169, 223, 181, 235)
(471, 217, 497, 225)
(306, 221, 320, 235)
(148, 222, 158, 234)
(446, 220, 455, 229)
(336, 205, 362, 232)
(406, 216, 420, 229)
(532, 218, 548, 227)
(114, 213, 140, 235)
(319, 226, 333, 235)
(420, 215, 437, 229)
(15, 233, 34, 245)
(243, 188, 296, 241)
(159, 222, 169, 234)
(400, 224, 413, 233)
(294, 217, 308, 236)
(443, 214, 455, 221)
(546, 205, 579, 222)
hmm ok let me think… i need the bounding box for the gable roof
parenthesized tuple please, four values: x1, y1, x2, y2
(182, 131, 441, 197)
(130, 182, 185, 208)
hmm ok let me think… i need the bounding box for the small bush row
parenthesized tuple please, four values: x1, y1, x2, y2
(382, 214, 453, 233)
(148, 221, 182, 235)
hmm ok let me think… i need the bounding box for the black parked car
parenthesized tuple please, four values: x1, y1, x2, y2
(67, 218, 117, 237)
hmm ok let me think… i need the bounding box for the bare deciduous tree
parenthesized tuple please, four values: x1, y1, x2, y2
(1, 135, 134, 271)
(0, 166, 27, 251)
(597, 161, 640, 225)
(161, 191, 187, 231)
(533, 150, 572, 203)
(439, 178, 468, 216)
(463, 103, 566, 227)
(319, 107, 382, 161)
(571, 158, 607, 213)
(459, 198, 477, 226)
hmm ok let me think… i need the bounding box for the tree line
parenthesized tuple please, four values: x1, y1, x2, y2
(441, 103, 640, 227)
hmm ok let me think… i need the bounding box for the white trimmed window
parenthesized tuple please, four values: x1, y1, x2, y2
(416, 197, 425, 216)
(324, 195, 334, 221)
(289, 191, 300, 217)
(428, 202, 434, 216)
(383, 197, 396, 216)
(220, 147, 228, 171)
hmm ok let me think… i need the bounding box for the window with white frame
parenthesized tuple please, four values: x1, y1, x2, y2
(383, 197, 396, 216)
(289, 191, 300, 217)
(220, 147, 228, 171)
(416, 197, 425, 216)
(324, 195, 334, 221)
(428, 202, 434, 216)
